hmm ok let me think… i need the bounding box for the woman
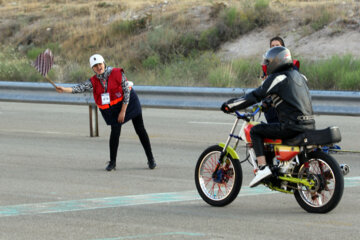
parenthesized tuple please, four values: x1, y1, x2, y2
(56, 54, 156, 171)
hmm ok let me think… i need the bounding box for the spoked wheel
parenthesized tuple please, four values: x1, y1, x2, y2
(294, 151, 344, 213)
(195, 145, 242, 206)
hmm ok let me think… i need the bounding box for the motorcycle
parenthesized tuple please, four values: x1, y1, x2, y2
(195, 105, 347, 213)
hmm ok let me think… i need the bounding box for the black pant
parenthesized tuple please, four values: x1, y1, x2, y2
(250, 123, 301, 157)
(109, 113, 153, 163)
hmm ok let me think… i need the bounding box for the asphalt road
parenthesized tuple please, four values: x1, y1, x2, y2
(0, 102, 359, 240)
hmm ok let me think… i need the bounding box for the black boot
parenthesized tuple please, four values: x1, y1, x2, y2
(147, 159, 156, 169)
(106, 161, 116, 171)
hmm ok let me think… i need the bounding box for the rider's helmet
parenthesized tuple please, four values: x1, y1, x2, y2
(262, 46, 292, 75)
(89, 54, 105, 68)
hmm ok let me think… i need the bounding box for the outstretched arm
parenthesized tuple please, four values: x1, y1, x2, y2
(221, 73, 283, 113)
(221, 93, 258, 113)
(55, 86, 73, 93)
(55, 79, 93, 94)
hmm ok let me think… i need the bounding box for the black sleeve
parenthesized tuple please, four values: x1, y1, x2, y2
(225, 73, 285, 111)
(225, 90, 260, 111)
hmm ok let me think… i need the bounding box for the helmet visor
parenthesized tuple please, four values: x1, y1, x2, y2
(262, 54, 270, 66)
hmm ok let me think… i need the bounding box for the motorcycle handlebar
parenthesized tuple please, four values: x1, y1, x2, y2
(234, 105, 261, 121)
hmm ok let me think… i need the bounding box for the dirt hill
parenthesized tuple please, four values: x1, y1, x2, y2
(218, 2, 360, 61)
(0, 0, 359, 89)
(1, 0, 359, 61)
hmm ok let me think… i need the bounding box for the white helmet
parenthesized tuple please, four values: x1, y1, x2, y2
(89, 54, 105, 68)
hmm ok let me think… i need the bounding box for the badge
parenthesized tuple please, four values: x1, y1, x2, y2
(101, 93, 110, 105)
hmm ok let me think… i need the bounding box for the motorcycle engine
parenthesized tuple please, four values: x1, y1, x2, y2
(278, 158, 297, 174)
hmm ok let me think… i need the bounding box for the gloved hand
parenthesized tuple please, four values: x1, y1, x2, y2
(261, 97, 273, 112)
(221, 97, 244, 113)
(261, 102, 269, 112)
(221, 102, 232, 113)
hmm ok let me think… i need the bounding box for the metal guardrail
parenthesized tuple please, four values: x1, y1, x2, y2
(135, 86, 360, 116)
(1, 81, 359, 136)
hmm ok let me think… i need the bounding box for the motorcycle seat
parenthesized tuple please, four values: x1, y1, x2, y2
(282, 126, 341, 146)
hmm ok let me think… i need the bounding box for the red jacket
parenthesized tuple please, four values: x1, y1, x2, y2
(90, 68, 124, 109)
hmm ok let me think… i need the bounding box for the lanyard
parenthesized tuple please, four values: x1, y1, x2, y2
(99, 78, 108, 93)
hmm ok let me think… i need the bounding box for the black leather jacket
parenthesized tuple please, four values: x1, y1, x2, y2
(226, 68, 315, 131)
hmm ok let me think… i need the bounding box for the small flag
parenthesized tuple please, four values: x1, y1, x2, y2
(33, 49, 54, 77)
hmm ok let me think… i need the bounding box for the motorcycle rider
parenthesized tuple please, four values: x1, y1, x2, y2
(262, 37, 300, 123)
(221, 46, 315, 187)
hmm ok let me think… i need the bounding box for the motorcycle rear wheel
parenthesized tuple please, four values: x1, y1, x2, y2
(294, 151, 344, 213)
(195, 145, 242, 207)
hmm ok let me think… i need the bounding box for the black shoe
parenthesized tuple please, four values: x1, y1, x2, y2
(106, 162, 116, 171)
(147, 159, 156, 169)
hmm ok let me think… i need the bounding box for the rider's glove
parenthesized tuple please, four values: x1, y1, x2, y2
(221, 97, 246, 113)
(221, 102, 232, 113)
(221, 98, 239, 113)
(261, 102, 269, 113)
(261, 97, 273, 113)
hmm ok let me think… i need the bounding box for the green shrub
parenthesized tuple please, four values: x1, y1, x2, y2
(218, 1, 272, 39)
(301, 6, 336, 32)
(26, 43, 60, 60)
(111, 17, 149, 35)
(142, 54, 161, 69)
(253, 0, 273, 27)
(60, 61, 89, 83)
(44, 42, 61, 55)
(232, 58, 262, 87)
(0, 48, 41, 82)
(127, 52, 220, 86)
(310, 10, 333, 31)
(199, 27, 220, 50)
(254, 0, 270, 12)
(338, 71, 360, 90)
(208, 65, 235, 87)
(147, 26, 179, 59)
(182, 52, 221, 86)
(219, 7, 239, 37)
(303, 58, 338, 89)
(223, 7, 239, 28)
(303, 55, 360, 90)
(179, 33, 198, 55)
(112, 20, 135, 35)
(336, 55, 360, 90)
(26, 47, 45, 59)
(96, 2, 112, 8)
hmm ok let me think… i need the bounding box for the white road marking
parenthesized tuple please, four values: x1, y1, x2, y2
(188, 121, 233, 125)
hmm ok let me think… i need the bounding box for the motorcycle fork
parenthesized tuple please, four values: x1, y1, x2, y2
(213, 118, 240, 176)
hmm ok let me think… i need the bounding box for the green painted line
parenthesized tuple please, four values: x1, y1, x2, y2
(92, 232, 205, 240)
(0, 176, 359, 218)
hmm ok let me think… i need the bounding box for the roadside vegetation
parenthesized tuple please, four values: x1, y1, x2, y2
(302, 55, 360, 90)
(0, 0, 359, 90)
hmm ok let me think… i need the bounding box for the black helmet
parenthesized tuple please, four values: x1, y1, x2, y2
(262, 46, 292, 75)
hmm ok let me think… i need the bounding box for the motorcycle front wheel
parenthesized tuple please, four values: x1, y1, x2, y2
(195, 145, 242, 207)
(294, 151, 344, 213)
